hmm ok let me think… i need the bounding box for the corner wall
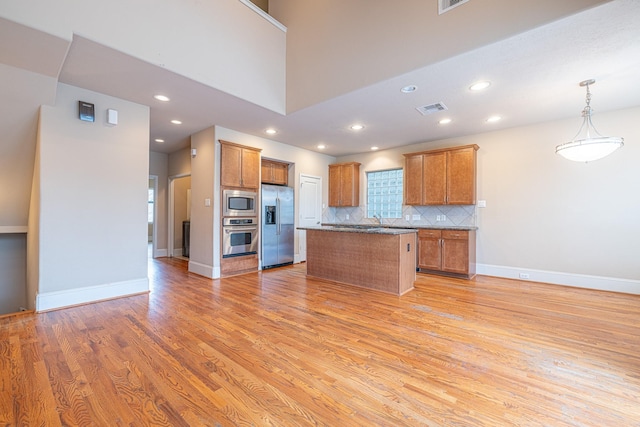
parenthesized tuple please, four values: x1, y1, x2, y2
(34, 83, 150, 311)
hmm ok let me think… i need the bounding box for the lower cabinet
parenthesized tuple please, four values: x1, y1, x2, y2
(417, 229, 476, 278)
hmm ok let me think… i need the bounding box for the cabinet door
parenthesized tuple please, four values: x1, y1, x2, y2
(441, 231, 469, 275)
(261, 162, 272, 183)
(221, 143, 243, 188)
(417, 229, 441, 270)
(340, 164, 359, 207)
(271, 162, 288, 185)
(328, 165, 342, 207)
(447, 147, 476, 205)
(404, 154, 423, 205)
(241, 148, 260, 189)
(423, 152, 447, 205)
(328, 163, 359, 207)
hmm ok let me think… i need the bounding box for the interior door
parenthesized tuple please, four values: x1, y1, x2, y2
(299, 174, 322, 262)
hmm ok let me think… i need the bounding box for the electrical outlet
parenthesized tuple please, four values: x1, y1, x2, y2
(519, 273, 530, 279)
(346, 214, 349, 220)
(405, 215, 410, 221)
(412, 214, 420, 220)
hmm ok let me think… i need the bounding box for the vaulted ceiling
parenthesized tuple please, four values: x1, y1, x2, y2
(1, 0, 639, 157)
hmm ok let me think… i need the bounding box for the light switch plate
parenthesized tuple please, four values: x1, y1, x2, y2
(412, 214, 420, 220)
(478, 200, 487, 208)
(107, 108, 118, 125)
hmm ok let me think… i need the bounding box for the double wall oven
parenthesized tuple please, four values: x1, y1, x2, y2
(222, 190, 258, 258)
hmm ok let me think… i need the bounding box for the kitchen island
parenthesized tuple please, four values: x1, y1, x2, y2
(298, 226, 417, 295)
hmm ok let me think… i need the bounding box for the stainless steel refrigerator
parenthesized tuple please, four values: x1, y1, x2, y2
(261, 184, 294, 269)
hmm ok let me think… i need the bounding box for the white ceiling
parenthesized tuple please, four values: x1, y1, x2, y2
(12, 0, 640, 157)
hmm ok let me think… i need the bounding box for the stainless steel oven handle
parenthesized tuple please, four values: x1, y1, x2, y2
(224, 226, 258, 233)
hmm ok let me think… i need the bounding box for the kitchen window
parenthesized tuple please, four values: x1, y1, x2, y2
(366, 168, 403, 219)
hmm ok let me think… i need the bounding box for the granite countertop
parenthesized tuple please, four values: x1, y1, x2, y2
(297, 225, 417, 235)
(320, 223, 478, 231)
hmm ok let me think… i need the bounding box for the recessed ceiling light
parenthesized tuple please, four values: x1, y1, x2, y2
(317, 144, 326, 150)
(401, 85, 418, 93)
(438, 118, 452, 125)
(371, 146, 379, 151)
(350, 124, 364, 131)
(470, 81, 491, 91)
(154, 94, 170, 102)
(486, 115, 502, 123)
(154, 138, 165, 143)
(265, 128, 277, 135)
(171, 119, 182, 125)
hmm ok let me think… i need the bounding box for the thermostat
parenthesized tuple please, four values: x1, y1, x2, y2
(78, 101, 95, 122)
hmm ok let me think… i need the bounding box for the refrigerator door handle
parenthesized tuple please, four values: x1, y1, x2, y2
(276, 197, 281, 235)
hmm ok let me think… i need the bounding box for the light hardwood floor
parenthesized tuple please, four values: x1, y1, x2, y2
(1, 257, 639, 426)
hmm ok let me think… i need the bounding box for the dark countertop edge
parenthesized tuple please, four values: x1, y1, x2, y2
(297, 226, 417, 235)
(320, 223, 478, 231)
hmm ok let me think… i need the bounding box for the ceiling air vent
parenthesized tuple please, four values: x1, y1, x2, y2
(439, 0, 470, 15)
(416, 102, 448, 116)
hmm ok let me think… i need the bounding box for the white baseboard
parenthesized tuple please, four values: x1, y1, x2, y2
(172, 248, 183, 257)
(155, 248, 168, 257)
(476, 263, 640, 295)
(189, 260, 220, 279)
(36, 277, 149, 312)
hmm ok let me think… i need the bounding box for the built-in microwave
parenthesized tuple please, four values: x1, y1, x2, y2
(223, 189, 257, 217)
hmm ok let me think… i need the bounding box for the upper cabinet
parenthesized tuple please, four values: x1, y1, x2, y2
(261, 159, 288, 186)
(220, 140, 261, 189)
(328, 162, 360, 207)
(404, 144, 479, 205)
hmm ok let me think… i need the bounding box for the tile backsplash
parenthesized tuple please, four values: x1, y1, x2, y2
(323, 205, 476, 228)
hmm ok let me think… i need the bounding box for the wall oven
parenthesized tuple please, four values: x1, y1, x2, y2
(222, 217, 258, 258)
(223, 189, 257, 217)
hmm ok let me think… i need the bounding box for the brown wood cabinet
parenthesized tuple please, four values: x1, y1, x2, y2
(328, 162, 360, 207)
(220, 140, 261, 189)
(404, 145, 479, 205)
(261, 159, 288, 186)
(417, 229, 476, 278)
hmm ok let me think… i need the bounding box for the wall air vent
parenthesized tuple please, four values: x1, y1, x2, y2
(416, 102, 448, 116)
(439, 0, 470, 15)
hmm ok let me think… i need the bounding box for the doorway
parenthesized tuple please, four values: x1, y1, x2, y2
(148, 176, 158, 258)
(168, 174, 191, 259)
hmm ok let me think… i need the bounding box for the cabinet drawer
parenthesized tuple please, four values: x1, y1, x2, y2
(442, 230, 468, 240)
(418, 229, 441, 239)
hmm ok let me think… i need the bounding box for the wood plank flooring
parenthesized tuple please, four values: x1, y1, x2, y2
(1, 257, 639, 426)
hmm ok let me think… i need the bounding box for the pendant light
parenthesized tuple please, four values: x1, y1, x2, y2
(555, 79, 624, 162)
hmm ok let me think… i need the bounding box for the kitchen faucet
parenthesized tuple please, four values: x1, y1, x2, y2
(373, 213, 382, 225)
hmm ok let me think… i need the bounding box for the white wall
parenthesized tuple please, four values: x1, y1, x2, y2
(338, 106, 640, 293)
(189, 127, 217, 278)
(1, 0, 286, 114)
(0, 63, 57, 226)
(33, 83, 150, 311)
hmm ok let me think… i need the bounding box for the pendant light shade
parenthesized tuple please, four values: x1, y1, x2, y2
(555, 79, 624, 162)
